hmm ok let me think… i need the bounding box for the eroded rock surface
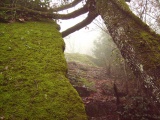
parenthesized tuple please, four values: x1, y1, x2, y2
(67, 62, 124, 120)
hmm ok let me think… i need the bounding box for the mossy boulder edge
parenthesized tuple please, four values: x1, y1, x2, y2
(0, 21, 87, 120)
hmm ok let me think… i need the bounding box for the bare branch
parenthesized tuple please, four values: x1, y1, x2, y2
(52, 0, 82, 12)
(0, 4, 88, 20)
(61, 12, 98, 38)
(57, 4, 88, 19)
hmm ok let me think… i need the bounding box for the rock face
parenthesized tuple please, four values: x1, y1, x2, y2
(67, 61, 123, 120)
(0, 22, 87, 120)
(74, 86, 91, 97)
(85, 100, 117, 117)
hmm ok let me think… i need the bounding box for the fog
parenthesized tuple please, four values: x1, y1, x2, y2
(57, 1, 105, 56)
(59, 15, 104, 56)
(57, 0, 160, 57)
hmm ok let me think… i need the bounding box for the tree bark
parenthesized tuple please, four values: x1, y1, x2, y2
(62, 12, 98, 37)
(97, 0, 160, 100)
(51, 0, 82, 12)
(0, 4, 88, 20)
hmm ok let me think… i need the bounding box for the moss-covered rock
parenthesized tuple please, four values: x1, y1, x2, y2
(0, 21, 87, 120)
(65, 53, 96, 66)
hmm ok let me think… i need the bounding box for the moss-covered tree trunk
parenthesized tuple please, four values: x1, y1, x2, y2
(97, 0, 160, 99)
(0, 21, 87, 120)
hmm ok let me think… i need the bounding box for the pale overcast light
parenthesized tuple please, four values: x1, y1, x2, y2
(57, 2, 103, 56)
(59, 17, 102, 55)
(56, 1, 160, 55)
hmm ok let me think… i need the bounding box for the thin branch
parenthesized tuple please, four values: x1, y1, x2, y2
(52, 0, 82, 12)
(92, 19, 109, 33)
(61, 12, 98, 37)
(0, 4, 88, 20)
(57, 4, 88, 19)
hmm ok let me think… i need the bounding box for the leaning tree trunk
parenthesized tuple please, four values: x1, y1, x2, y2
(97, 0, 160, 100)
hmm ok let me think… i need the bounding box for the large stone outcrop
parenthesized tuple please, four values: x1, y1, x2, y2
(0, 21, 87, 120)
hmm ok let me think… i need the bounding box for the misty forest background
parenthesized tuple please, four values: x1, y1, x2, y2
(1, 0, 160, 120)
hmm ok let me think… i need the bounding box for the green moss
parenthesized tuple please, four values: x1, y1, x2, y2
(141, 32, 160, 63)
(111, 0, 159, 35)
(0, 22, 87, 120)
(112, 0, 160, 70)
(130, 29, 160, 71)
(97, 0, 160, 76)
(65, 53, 96, 66)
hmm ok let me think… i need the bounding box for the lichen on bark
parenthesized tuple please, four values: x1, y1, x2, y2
(97, 0, 160, 102)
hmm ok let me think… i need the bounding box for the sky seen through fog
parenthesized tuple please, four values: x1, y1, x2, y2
(57, 1, 103, 56)
(57, 0, 160, 56)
